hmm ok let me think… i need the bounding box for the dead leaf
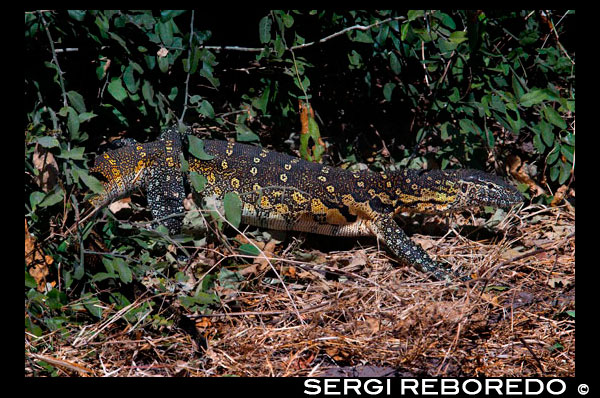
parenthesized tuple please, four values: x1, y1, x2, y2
(195, 318, 213, 329)
(108, 198, 131, 214)
(548, 276, 572, 289)
(25, 219, 53, 292)
(157, 47, 168, 57)
(507, 155, 545, 196)
(32, 143, 59, 192)
(550, 185, 568, 207)
(364, 316, 380, 334)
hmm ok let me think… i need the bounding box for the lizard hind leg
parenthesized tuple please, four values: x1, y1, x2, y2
(370, 216, 465, 282)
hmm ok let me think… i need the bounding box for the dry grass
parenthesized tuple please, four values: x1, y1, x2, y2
(25, 203, 574, 377)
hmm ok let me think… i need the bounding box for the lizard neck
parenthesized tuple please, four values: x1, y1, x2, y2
(387, 169, 462, 214)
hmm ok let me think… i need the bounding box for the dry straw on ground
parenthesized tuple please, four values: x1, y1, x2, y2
(25, 203, 574, 377)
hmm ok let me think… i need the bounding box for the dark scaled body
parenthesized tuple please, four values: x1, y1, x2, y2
(90, 127, 523, 281)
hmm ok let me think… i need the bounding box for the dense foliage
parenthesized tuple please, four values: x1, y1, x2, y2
(25, 10, 574, 354)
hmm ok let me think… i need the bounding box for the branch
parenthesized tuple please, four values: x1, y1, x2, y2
(37, 11, 68, 108)
(290, 15, 406, 50)
(199, 15, 406, 53)
(179, 10, 195, 125)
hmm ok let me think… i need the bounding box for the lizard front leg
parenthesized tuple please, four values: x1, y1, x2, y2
(370, 216, 466, 282)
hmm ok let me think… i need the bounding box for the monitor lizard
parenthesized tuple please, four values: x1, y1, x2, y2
(89, 126, 524, 281)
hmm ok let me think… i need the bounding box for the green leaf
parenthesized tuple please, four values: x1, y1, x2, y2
(407, 10, 425, 21)
(400, 23, 410, 41)
(223, 192, 242, 228)
(78, 170, 105, 194)
(238, 243, 260, 256)
(39, 188, 64, 208)
(107, 78, 128, 102)
(532, 133, 545, 153)
(448, 31, 468, 44)
(160, 10, 187, 21)
(57, 146, 85, 160)
(547, 145, 560, 165)
(83, 296, 104, 318)
(113, 258, 133, 284)
(539, 120, 555, 147)
(198, 100, 215, 119)
(511, 74, 526, 99)
(235, 124, 260, 142)
(520, 89, 549, 107)
(157, 55, 170, 73)
(259, 16, 272, 44)
(156, 20, 174, 46)
(389, 52, 401, 74)
(66, 107, 80, 140)
(142, 80, 156, 106)
(542, 106, 567, 129)
(67, 10, 86, 21)
(188, 135, 215, 160)
(558, 159, 571, 184)
(353, 30, 373, 43)
(67, 91, 86, 113)
(560, 144, 574, 163)
(459, 119, 482, 136)
(383, 82, 395, 101)
(30, 191, 45, 210)
(123, 64, 139, 94)
(189, 171, 206, 193)
(35, 136, 60, 148)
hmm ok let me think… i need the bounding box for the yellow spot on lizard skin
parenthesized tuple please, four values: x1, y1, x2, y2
(326, 208, 348, 225)
(311, 198, 327, 214)
(292, 191, 308, 204)
(260, 149, 268, 158)
(231, 178, 240, 189)
(250, 166, 258, 176)
(207, 172, 215, 185)
(386, 181, 392, 188)
(280, 173, 288, 182)
(253, 157, 261, 163)
(275, 203, 289, 214)
(252, 183, 261, 192)
(221, 160, 228, 169)
(357, 181, 365, 188)
(326, 185, 335, 193)
(321, 167, 330, 174)
(284, 164, 292, 170)
(260, 195, 272, 209)
(318, 175, 327, 182)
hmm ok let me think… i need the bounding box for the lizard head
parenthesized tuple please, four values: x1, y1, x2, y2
(88, 145, 153, 208)
(392, 168, 524, 214)
(450, 169, 524, 210)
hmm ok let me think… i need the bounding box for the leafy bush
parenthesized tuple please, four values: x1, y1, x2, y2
(25, 10, 574, 341)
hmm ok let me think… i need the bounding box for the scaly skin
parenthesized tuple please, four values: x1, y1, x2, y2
(90, 127, 523, 281)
